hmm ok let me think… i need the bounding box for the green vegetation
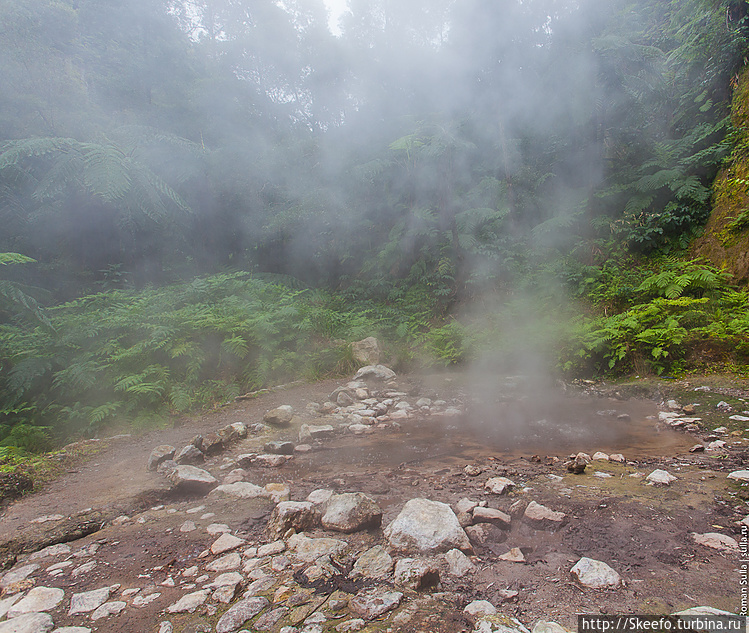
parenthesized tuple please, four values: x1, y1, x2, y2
(1, 0, 749, 457)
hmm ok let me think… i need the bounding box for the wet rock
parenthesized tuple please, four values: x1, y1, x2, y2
(166, 465, 218, 493)
(444, 549, 476, 576)
(0, 613, 54, 633)
(209, 481, 267, 499)
(7, 587, 64, 617)
(267, 502, 321, 540)
(498, 547, 525, 563)
(484, 477, 516, 495)
(522, 501, 568, 530)
(69, 587, 112, 615)
(646, 469, 677, 486)
(287, 533, 348, 563)
(472, 507, 511, 529)
(215, 596, 270, 633)
(570, 557, 621, 589)
(174, 444, 204, 465)
(265, 441, 295, 455)
(90, 601, 126, 620)
(691, 532, 739, 552)
(349, 589, 402, 620)
(322, 493, 382, 533)
(464, 600, 497, 621)
(147, 445, 176, 471)
(728, 470, 749, 482)
(166, 589, 211, 614)
(384, 498, 472, 554)
(393, 558, 439, 590)
(350, 546, 393, 579)
(351, 337, 381, 365)
(264, 406, 294, 426)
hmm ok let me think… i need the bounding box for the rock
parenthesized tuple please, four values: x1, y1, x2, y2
(211, 533, 246, 555)
(205, 553, 241, 572)
(646, 469, 677, 485)
(384, 498, 472, 554)
(69, 587, 113, 615)
(353, 365, 396, 383)
(299, 424, 335, 442)
(90, 601, 126, 620)
(672, 607, 736, 616)
(730, 415, 749, 422)
(592, 452, 609, 461)
(322, 493, 382, 533)
(472, 507, 511, 529)
(689, 444, 705, 453)
(498, 547, 525, 563)
(222, 468, 247, 485)
(608, 454, 625, 463)
(218, 423, 243, 444)
(166, 589, 211, 614)
(474, 614, 531, 633)
(258, 541, 286, 557)
(245, 576, 277, 596)
(0, 613, 54, 633)
(209, 482, 268, 499)
(287, 533, 348, 563)
(28, 544, 71, 561)
(351, 337, 381, 365)
(166, 465, 218, 493)
(350, 546, 393, 579)
(336, 390, 355, 406)
(264, 406, 294, 426)
(148, 445, 176, 471)
(0, 565, 39, 590)
(522, 501, 568, 530)
(174, 444, 204, 465)
(7, 587, 65, 617)
(464, 600, 497, 621)
(132, 593, 161, 607)
(444, 549, 476, 576)
(393, 558, 440, 590)
(253, 606, 289, 630)
(570, 557, 621, 588)
(456, 498, 479, 514)
(201, 433, 224, 455)
(349, 589, 402, 620)
(728, 470, 749, 482)
(566, 453, 589, 474)
(336, 619, 366, 633)
(691, 532, 740, 552)
(267, 502, 321, 540)
(484, 477, 516, 495)
(215, 597, 270, 633)
(532, 622, 574, 633)
(264, 441, 295, 455)
(707, 440, 726, 451)
(254, 454, 288, 467)
(465, 523, 505, 545)
(464, 465, 483, 477)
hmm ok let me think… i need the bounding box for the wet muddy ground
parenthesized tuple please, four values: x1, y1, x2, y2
(0, 372, 747, 632)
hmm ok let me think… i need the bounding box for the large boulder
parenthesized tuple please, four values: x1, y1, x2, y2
(322, 493, 383, 533)
(384, 498, 471, 554)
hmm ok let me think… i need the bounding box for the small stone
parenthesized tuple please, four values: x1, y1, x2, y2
(728, 470, 749, 482)
(205, 553, 241, 572)
(0, 565, 39, 590)
(522, 501, 567, 530)
(349, 589, 402, 620)
(464, 600, 497, 621)
(90, 601, 126, 620)
(166, 465, 218, 493)
(532, 621, 574, 633)
(265, 483, 291, 503)
(132, 593, 161, 607)
(689, 445, 705, 453)
(222, 468, 247, 485)
(384, 498, 471, 554)
(484, 477, 516, 495)
(306, 489, 334, 505)
(321, 493, 382, 533)
(215, 597, 270, 633)
(174, 444, 204, 465)
(287, 533, 348, 563)
(166, 589, 210, 614)
(350, 546, 393, 579)
(336, 619, 366, 633)
(267, 502, 320, 539)
(207, 523, 231, 534)
(444, 549, 476, 576)
(646, 469, 677, 485)
(691, 532, 739, 552)
(464, 465, 483, 477)
(148, 445, 176, 471)
(498, 547, 525, 563)
(608, 454, 625, 463)
(179, 520, 196, 533)
(264, 406, 294, 426)
(211, 533, 246, 555)
(592, 452, 609, 461)
(254, 454, 288, 468)
(7, 587, 65, 617)
(258, 541, 286, 557)
(472, 507, 511, 528)
(570, 557, 621, 589)
(210, 482, 268, 499)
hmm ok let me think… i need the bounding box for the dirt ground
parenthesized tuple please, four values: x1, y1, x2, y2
(0, 372, 746, 632)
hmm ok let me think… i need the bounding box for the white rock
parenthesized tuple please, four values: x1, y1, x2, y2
(592, 452, 609, 461)
(646, 469, 677, 485)
(728, 470, 749, 482)
(0, 595, 22, 619)
(209, 482, 268, 499)
(287, 533, 348, 563)
(444, 549, 476, 576)
(205, 553, 241, 572)
(384, 498, 471, 554)
(166, 589, 210, 614)
(498, 548, 525, 563)
(69, 587, 111, 615)
(306, 489, 334, 505)
(28, 545, 71, 561)
(132, 593, 161, 607)
(7, 587, 64, 617)
(485, 477, 516, 495)
(90, 601, 126, 620)
(532, 622, 574, 633)
(0, 613, 54, 633)
(464, 600, 497, 620)
(523, 501, 567, 529)
(211, 533, 246, 555)
(570, 557, 621, 589)
(0, 565, 40, 589)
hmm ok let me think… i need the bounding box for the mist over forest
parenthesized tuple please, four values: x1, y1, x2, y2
(2, 0, 749, 449)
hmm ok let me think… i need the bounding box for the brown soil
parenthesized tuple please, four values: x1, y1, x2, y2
(0, 373, 746, 632)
